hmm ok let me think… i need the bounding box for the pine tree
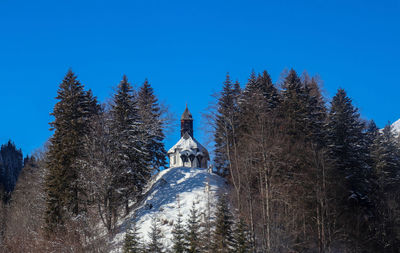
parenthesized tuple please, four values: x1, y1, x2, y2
(365, 120, 379, 166)
(258, 70, 280, 109)
(147, 217, 164, 253)
(200, 183, 214, 253)
(326, 89, 369, 202)
(370, 124, 400, 251)
(302, 75, 327, 146)
(372, 124, 400, 190)
(172, 199, 186, 253)
(232, 218, 251, 253)
(280, 69, 306, 138)
(237, 69, 281, 154)
(239, 70, 280, 130)
(185, 201, 201, 253)
(326, 88, 371, 248)
(45, 70, 99, 231)
(124, 220, 143, 253)
(109, 75, 149, 215)
(243, 70, 280, 112)
(364, 120, 380, 211)
(137, 79, 167, 172)
(213, 194, 234, 253)
(280, 69, 326, 143)
(214, 73, 241, 176)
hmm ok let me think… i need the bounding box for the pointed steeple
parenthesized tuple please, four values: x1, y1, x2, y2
(181, 105, 193, 137)
(181, 104, 193, 120)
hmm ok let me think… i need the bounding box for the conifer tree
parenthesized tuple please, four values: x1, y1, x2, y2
(326, 89, 369, 202)
(365, 121, 379, 155)
(232, 218, 251, 253)
(239, 70, 280, 129)
(364, 120, 380, 182)
(280, 69, 326, 143)
(214, 73, 241, 176)
(110, 75, 149, 214)
(172, 202, 186, 253)
(302, 75, 327, 146)
(280, 69, 306, 137)
(45, 70, 99, 231)
(137, 79, 167, 171)
(237, 70, 281, 155)
(372, 124, 400, 189)
(257, 70, 280, 110)
(185, 201, 201, 253)
(238, 71, 262, 135)
(124, 220, 143, 253)
(213, 194, 234, 253)
(240, 70, 280, 113)
(200, 183, 214, 253)
(147, 217, 164, 253)
(370, 124, 400, 251)
(326, 89, 371, 248)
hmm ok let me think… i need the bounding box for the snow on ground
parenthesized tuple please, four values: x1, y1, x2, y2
(392, 118, 400, 135)
(110, 166, 225, 252)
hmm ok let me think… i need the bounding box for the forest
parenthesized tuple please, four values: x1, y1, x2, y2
(0, 68, 399, 253)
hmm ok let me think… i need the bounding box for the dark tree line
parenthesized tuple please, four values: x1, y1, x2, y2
(212, 69, 400, 252)
(0, 141, 23, 200)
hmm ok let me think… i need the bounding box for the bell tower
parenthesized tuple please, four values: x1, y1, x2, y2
(181, 105, 193, 138)
(168, 105, 209, 168)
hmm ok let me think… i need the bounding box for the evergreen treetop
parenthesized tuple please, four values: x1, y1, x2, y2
(172, 198, 186, 253)
(137, 79, 167, 171)
(147, 216, 164, 253)
(213, 194, 234, 253)
(214, 73, 241, 176)
(110, 75, 150, 206)
(124, 219, 143, 253)
(185, 201, 201, 253)
(45, 69, 99, 231)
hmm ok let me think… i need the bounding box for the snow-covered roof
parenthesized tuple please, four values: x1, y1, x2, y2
(167, 132, 209, 158)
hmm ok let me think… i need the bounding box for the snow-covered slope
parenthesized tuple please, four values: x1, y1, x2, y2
(110, 166, 225, 252)
(392, 119, 400, 135)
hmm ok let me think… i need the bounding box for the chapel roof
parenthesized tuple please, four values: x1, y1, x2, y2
(167, 132, 209, 159)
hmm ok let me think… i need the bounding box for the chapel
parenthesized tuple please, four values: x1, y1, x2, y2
(167, 106, 209, 168)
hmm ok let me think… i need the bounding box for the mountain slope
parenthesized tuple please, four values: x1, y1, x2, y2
(110, 166, 225, 252)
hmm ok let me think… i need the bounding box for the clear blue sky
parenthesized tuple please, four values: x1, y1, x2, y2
(0, 0, 399, 156)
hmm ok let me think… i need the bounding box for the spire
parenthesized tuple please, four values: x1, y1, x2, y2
(181, 105, 193, 137)
(181, 104, 193, 120)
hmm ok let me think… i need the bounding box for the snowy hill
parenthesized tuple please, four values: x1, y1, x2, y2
(392, 119, 400, 134)
(110, 166, 225, 252)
